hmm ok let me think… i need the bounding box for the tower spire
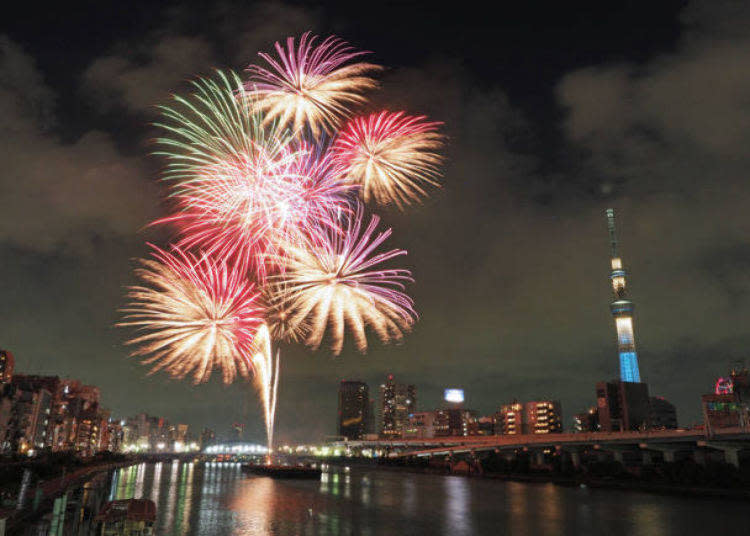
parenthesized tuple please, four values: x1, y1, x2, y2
(606, 208, 641, 383)
(606, 208, 618, 258)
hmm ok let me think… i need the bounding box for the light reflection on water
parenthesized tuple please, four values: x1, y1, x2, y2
(105, 462, 748, 536)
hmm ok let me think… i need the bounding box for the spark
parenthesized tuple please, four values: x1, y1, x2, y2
(278, 208, 416, 355)
(333, 111, 443, 208)
(245, 32, 381, 136)
(119, 245, 263, 384)
(154, 70, 347, 275)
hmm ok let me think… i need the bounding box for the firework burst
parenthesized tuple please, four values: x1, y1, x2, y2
(155, 71, 348, 275)
(278, 208, 416, 355)
(333, 111, 443, 208)
(245, 32, 380, 136)
(119, 245, 264, 384)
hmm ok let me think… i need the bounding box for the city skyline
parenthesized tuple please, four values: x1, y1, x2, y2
(4, 1, 750, 443)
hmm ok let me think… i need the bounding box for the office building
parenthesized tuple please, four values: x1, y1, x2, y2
(404, 411, 438, 438)
(495, 400, 562, 435)
(573, 407, 600, 433)
(0, 350, 14, 384)
(497, 401, 524, 435)
(338, 380, 369, 440)
(525, 400, 563, 434)
(380, 374, 416, 438)
(596, 380, 650, 431)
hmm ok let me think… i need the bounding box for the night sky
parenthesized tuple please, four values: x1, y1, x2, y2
(3, 0, 749, 443)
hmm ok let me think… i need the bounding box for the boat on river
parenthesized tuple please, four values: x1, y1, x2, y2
(95, 498, 156, 535)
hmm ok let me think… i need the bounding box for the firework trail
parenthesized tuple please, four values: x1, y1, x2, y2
(249, 323, 280, 455)
(119, 245, 263, 384)
(245, 32, 380, 136)
(155, 71, 348, 276)
(278, 207, 416, 355)
(333, 111, 444, 208)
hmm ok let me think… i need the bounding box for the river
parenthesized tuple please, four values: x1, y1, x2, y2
(101, 461, 746, 535)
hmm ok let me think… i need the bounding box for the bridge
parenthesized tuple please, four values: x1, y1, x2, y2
(202, 441, 269, 455)
(332, 428, 750, 468)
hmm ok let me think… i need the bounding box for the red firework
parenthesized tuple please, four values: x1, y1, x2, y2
(332, 111, 444, 208)
(161, 143, 349, 279)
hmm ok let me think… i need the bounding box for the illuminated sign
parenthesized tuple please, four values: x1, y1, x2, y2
(444, 389, 464, 403)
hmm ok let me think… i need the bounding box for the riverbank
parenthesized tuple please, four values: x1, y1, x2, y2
(1, 459, 132, 534)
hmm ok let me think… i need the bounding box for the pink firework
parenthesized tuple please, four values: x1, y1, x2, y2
(245, 32, 380, 136)
(164, 143, 350, 278)
(333, 111, 443, 208)
(119, 245, 264, 384)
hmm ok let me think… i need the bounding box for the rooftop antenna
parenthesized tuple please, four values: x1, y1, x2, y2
(606, 208, 618, 258)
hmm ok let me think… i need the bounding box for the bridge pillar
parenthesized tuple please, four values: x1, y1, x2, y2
(703, 442, 744, 468)
(534, 451, 545, 467)
(724, 448, 741, 468)
(693, 449, 707, 466)
(641, 450, 654, 465)
(640, 444, 678, 464)
(558, 448, 581, 470)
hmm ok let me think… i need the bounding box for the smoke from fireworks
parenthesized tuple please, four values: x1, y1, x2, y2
(245, 32, 380, 136)
(333, 111, 444, 208)
(119, 246, 263, 384)
(279, 209, 416, 355)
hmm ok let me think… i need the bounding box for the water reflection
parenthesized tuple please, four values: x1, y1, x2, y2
(443, 476, 472, 536)
(100, 462, 749, 536)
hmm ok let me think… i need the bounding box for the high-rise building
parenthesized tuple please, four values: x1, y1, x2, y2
(596, 380, 650, 431)
(380, 375, 416, 438)
(338, 380, 369, 440)
(433, 408, 478, 436)
(497, 401, 524, 434)
(11, 375, 61, 449)
(9, 377, 54, 454)
(525, 400, 563, 434)
(0, 386, 14, 452)
(574, 407, 600, 433)
(606, 209, 641, 383)
(649, 396, 678, 429)
(52, 379, 103, 452)
(496, 400, 562, 435)
(0, 350, 14, 384)
(476, 416, 495, 435)
(404, 411, 438, 438)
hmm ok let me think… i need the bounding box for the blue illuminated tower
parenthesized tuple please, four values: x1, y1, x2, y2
(606, 209, 641, 383)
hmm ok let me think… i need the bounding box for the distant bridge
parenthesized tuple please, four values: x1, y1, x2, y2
(333, 428, 750, 468)
(203, 441, 269, 455)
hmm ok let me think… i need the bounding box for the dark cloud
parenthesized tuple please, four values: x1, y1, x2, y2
(0, 36, 158, 254)
(2, 0, 750, 443)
